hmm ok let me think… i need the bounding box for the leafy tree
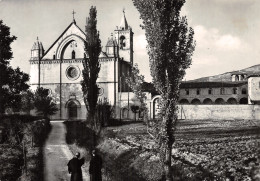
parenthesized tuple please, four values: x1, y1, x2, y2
(81, 6, 102, 133)
(20, 90, 34, 114)
(34, 87, 58, 118)
(132, 0, 196, 180)
(125, 64, 148, 122)
(0, 20, 29, 113)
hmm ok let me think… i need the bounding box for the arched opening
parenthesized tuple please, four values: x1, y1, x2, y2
(203, 98, 213, 104)
(227, 98, 237, 104)
(122, 108, 128, 119)
(72, 50, 76, 59)
(57, 35, 85, 60)
(220, 88, 225, 95)
(208, 88, 212, 95)
(66, 100, 81, 119)
(119, 36, 126, 49)
(235, 75, 239, 81)
(191, 99, 201, 104)
(241, 75, 245, 80)
(179, 99, 189, 104)
(239, 98, 248, 104)
(233, 88, 237, 94)
(242, 88, 247, 94)
(215, 98, 225, 104)
(196, 89, 200, 95)
(153, 98, 161, 119)
(185, 89, 189, 95)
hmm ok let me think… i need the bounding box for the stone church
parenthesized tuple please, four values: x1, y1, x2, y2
(29, 12, 135, 120)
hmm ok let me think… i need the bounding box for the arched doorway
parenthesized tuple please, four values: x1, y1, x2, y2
(66, 99, 81, 119)
(239, 98, 248, 104)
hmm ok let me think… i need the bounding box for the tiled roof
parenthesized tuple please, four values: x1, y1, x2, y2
(106, 38, 117, 47)
(180, 81, 247, 89)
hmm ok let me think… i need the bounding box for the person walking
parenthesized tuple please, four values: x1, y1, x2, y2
(89, 149, 102, 181)
(67, 152, 85, 181)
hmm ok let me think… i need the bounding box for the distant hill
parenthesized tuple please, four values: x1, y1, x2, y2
(192, 64, 260, 82)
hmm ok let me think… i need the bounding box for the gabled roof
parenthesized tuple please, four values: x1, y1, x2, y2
(43, 21, 86, 58)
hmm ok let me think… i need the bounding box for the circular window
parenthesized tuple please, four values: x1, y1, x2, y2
(66, 66, 80, 80)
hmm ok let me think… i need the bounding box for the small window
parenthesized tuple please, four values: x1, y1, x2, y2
(220, 88, 225, 95)
(72, 50, 75, 59)
(53, 54, 56, 60)
(233, 88, 237, 94)
(197, 89, 200, 95)
(242, 88, 247, 94)
(235, 75, 239, 81)
(208, 88, 212, 95)
(119, 36, 126, 49)
(185, 89, 189, 95)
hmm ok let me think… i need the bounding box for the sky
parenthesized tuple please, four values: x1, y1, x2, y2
(1, 0, 260, 82)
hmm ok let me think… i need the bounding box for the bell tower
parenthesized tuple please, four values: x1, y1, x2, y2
(114, 10, 133, 64)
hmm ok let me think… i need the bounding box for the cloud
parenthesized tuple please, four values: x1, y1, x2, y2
(194, 25, 242, 51)
(215, 34, 241, 49)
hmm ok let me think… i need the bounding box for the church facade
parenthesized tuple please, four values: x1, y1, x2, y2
(29, 12, 134, 120)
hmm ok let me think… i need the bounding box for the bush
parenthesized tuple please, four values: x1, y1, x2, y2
(0, 144, 23, 181)
(0, 115, 51, 181)
(64, 121, 96, 151)
(96, 99, 114, 127)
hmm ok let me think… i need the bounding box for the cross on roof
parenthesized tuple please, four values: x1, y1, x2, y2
(72, 10, 76, 21)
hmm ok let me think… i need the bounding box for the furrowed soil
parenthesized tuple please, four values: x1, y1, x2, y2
(100, 119, 260, 180)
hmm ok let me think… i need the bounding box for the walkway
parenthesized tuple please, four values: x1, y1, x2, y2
(43, 121, 90, 181)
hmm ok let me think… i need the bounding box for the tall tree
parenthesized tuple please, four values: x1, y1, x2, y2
(132, 0, 196, 180)
(0, 20, 29, 113)
(81, 6, 102, 132)
(34, 87, 58, 118)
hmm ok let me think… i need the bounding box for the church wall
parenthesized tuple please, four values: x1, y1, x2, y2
(98, 59, 118, 82)
(40, 62, 60, 84)
(29, 63, 40, 85)
(61, 61, 83, 84)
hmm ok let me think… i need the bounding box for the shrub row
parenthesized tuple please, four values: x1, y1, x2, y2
(0, 115, 51, 181)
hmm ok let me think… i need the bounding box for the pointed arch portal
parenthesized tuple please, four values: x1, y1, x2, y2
(65, 99, 81, 119)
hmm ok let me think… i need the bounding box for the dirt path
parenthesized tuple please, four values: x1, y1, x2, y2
(43, 121, 90, 181)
